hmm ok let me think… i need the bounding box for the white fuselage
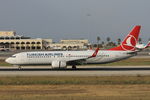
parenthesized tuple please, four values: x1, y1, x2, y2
(5, 50, 136, 66)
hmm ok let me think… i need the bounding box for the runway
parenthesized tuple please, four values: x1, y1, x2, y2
(0, 66, 150, 76)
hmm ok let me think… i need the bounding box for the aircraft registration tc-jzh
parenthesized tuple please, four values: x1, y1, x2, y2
(5, 25, 141, 69)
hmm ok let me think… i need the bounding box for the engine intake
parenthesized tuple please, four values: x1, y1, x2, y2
(51, 61, 67, 69)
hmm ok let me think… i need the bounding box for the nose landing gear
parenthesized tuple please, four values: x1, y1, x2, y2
(72, 65, 76, 69)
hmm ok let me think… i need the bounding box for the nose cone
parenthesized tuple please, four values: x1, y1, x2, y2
(5, 58, 13, 64)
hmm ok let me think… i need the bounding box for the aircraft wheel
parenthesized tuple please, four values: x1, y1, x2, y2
(18, 66, 22, 70)
(72, 65, 76, 69)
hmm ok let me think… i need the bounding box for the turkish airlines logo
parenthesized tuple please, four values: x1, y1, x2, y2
(121, 35, 137, 51)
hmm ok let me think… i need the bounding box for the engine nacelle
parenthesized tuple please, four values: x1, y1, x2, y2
(51, 61, 67, 69)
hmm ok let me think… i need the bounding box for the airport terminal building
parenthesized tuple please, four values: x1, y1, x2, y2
(47, 39, 89, 50)
(0, 31, 89, 51)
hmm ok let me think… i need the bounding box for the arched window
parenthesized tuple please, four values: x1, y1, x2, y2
(26, 46, 30, 50)
(31, 42, 35, 44)
(31, 46, 35, 49)
(37, 46, 41, 49)
(68, 46, 72, 50)
(16, 46, 20, 50)
(16, 42, 20, 44)
(10, 42, 15, 44)
(16, 37, 20, 39)
(73, 46, 77, 48)
(21, 42, 25, 44)
(0, 37, 4, 40)
(37, 42, 41, 44)
(26, 42, 30, 45)
(0, 42, 4, 45)
(10, 37, 15, 39)
(5, 42, 9, 48)
(5, 37, 9, 40)
(21, 46, 25, 50)
(62, 46, 66, 50)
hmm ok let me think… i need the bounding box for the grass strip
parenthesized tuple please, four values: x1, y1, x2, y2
(0, 76, 150, 85)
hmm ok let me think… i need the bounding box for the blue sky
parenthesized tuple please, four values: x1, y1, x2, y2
(0, 0, 150, 43)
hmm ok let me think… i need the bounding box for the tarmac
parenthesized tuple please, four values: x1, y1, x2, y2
(0, 65, 150, 76)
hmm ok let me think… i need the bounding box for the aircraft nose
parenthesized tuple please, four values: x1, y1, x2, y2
(5, 58, 12, 64)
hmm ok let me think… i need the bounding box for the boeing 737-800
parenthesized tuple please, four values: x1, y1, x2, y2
(5, 25, 141, 69)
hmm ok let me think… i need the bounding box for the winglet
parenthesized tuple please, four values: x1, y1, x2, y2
(145, 41, 150, 48)
(90, 48, 100, 57)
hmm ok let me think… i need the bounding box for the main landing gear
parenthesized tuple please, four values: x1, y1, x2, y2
(72, 65, 76, 69)
(18, 66, 22, 70)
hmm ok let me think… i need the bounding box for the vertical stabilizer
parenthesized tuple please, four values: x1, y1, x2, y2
(109, 25, 141, 51)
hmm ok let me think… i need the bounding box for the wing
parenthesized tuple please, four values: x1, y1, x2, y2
(67, 48, 100, 65)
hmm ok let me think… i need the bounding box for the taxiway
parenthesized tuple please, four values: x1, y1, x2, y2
(0, 65, 150, 76)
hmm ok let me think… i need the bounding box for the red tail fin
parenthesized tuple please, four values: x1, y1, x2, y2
(109, 25, 141, 51)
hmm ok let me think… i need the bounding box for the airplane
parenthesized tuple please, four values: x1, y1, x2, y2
(5, 25, 141, 69)
(136, 41, 150, 50)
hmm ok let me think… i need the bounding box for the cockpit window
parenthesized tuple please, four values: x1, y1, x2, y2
(11, 55, 16, 58)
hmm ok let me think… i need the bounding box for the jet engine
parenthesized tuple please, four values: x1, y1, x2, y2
(51, 61, 67, 69)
